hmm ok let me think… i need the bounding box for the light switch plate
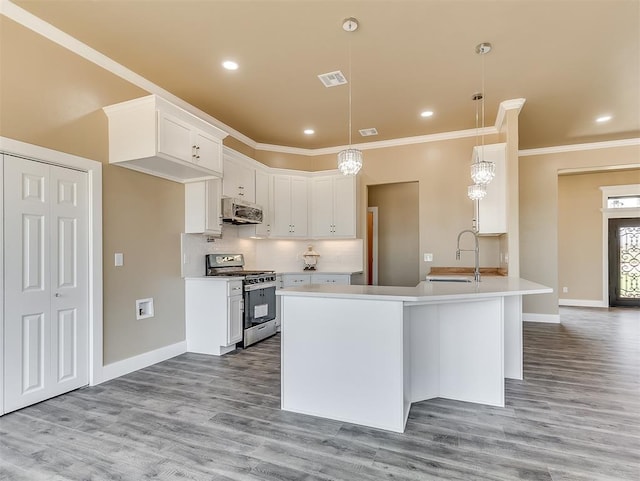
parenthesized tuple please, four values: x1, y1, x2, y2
(424, 253, 433, 262)
(115, 252, 124, 267)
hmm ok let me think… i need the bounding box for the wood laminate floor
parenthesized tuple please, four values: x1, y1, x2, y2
(1, 307, 638, 480)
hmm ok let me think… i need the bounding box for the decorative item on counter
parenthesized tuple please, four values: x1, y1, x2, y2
(302, 245, 320, 271)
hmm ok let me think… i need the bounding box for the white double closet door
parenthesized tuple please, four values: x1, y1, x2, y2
(3, 154, 89, 413)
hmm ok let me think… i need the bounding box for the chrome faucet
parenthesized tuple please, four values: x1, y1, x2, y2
(456, 229, 481, 282)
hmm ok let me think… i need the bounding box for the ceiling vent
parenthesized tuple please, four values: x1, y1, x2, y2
(318, 71, 347, 88)
(359, 128, 378, 137)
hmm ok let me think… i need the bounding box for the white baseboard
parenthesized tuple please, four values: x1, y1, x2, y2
(97, 340, 187, 385)
(523, 313, 560, 324)
(559, 298, 608, 308)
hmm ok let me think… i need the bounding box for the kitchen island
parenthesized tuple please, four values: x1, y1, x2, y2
(278, 277, 551, 433)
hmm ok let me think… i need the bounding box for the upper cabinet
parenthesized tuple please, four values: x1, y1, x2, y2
(272, 174, 309, 238)
(103, 95, 227, 183)
(239, 167, 273, 238)
(474, 143, 507, 235)
(310, 174, 356, 238)
(185, 178, 222, 236)
(222, 150, 256, 202)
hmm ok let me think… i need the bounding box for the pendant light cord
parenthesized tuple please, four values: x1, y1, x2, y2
(481, 48, 486, 153)
(348, 35, 353, 148)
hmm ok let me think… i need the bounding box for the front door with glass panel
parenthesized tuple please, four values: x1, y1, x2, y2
(608, 217, 640, 307)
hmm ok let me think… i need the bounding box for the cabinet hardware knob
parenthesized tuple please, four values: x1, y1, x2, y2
(55, 293, 61, 297)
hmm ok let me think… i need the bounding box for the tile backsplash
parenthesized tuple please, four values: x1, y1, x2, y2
(182, 225, 363, 277)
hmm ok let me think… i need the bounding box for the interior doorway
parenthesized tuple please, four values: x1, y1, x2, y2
(367, 182, 419, 287)
(608, 217, 640, 307)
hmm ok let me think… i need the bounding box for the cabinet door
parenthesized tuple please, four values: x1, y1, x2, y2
(204, 178, 222, 234)
(253, 169, 271, 237)
(223, 158, 255, 201)
(476, 144, 507, 234)
(272, 175, 293, 236)
(157, 111, 193, 163)
(185, 179, 222, 235)
(332, 175, 356, 237)
(194, 130, 222, 175)
(310, 176, 334, 237)
(227, 295, 244, 345)
(290, 176, 309, 237)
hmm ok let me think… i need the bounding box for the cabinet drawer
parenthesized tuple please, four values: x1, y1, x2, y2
(311, 274, 350, 285)
(282, 275, 311, 287)
(227, 280, 243, 296)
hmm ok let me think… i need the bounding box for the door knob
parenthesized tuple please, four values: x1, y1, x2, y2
(54, 293, 61, 297)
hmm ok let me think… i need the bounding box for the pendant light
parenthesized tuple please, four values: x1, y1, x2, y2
(337, 17, 363, 176)
(468, 42, 494, 200)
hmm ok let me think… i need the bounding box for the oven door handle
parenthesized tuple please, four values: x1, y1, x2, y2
(244, 281, 277, 292)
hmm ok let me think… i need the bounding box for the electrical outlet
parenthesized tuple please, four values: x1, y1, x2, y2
(562, 287, 568, 293)
(424, 253, 433, 262)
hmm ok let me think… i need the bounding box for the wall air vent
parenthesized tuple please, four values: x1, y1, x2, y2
(318, 71, 348, 88)
(359, 128, 378, 137)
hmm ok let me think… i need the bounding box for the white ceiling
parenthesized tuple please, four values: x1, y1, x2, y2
(9, 0, 640, 150)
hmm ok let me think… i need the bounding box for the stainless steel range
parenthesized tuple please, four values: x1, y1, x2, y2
(205, 254, 277, 348)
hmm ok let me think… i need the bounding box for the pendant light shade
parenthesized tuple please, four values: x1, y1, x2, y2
(337, 17, 362, 176)
(470, 156, 495, 185)
(467, 183, 487, 201)
(338, 148, 363, 175)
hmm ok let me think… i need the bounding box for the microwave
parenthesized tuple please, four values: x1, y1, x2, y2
(221, 197, 263, 224)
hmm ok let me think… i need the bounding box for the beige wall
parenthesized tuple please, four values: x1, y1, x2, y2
(519, 145, 640, 315)
(368, 182, 420, 287)
(1, 17, 186, 364)
(558, 169, 640, 302)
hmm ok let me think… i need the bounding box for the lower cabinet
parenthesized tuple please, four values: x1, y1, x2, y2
(185, 278, 243, 355)
(281, 273, 352, 287)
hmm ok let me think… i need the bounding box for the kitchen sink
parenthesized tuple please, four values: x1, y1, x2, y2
(425, 275, 473, 283)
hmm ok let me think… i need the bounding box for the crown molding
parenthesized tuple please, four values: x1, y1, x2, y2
(256, 126, 497, 157)
(495, 98, 526, 132)
(519, 138, 640, 157)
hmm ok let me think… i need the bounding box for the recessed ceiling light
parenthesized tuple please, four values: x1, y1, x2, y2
(420, 110, 434, 118)
(596, 115, 612, 123)
(303, 129, 315, 135)
(222, 60, 239, 71)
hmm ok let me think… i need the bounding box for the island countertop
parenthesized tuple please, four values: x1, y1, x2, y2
(277, 276, 552, 303)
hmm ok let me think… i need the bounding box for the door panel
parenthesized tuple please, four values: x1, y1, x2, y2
(609, 217, 640, 307)
(22, 312, 45, 394)
(23, 214, 46, 291)
(50, 164, 88, 394)
(57, 308, 77, 382)
(4, 155, 89, 412)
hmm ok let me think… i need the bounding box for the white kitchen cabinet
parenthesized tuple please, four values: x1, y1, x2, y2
(272, 175, 309, 237)
(185, 278, 243, 356)
(223, 153, 255, 201)
(185, 178, 222, 235)
(474, 143, 507, 235)
(310, 174, 356, 238)
(311, 274, 351, 285)
(281, 273, 352, 286)
(103, 95, 226, 183)
(227, 290, 244, 345)
(239, 167, 272, 238)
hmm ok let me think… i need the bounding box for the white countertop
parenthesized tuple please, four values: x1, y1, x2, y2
(277, 277, 552, 303)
